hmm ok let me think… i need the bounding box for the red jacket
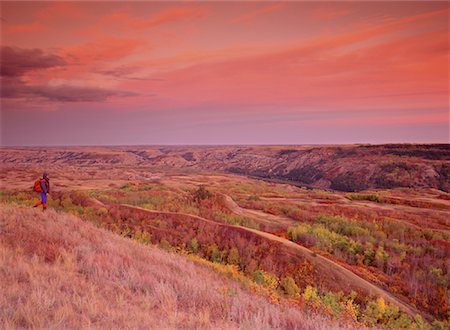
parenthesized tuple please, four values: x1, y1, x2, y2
(40, 178, 50, 194)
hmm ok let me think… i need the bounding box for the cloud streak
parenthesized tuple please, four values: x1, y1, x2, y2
(0, 46, 139, 103)
(0, 46, 66, 77)
(95, 5, 207, 33)
(96, 66, 166, 81)
(28, 84, 138, 102)
(1, 77, 138, 103)
(232, 3, 287, 23)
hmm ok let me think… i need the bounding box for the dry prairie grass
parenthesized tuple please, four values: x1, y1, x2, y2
(0, 204, 346, 329)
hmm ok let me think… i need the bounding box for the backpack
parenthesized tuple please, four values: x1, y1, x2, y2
(33, 179, 43, 192)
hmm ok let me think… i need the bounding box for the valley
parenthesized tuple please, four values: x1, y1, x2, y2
(1, 145, 449, 329)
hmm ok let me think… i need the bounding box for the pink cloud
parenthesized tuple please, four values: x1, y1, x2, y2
(7, 22, 46, 33)
(63, 37, 146, 65)
(232, 3, 287, 23)
(99, 5, 207, 31)
(312, 7, 353, 20)
(34, 2, 86, 20)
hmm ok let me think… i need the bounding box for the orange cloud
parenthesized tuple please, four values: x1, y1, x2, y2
(35, 2, 86, 21)
(313, 7, 353, 20)
(7, 22, 46, 33)
(64, 37, 146, 65)
(101, 6, 207, 30)
(232, 3, 287, 23)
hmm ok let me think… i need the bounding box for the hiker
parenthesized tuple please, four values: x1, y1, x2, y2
(33, 172, 50, 210)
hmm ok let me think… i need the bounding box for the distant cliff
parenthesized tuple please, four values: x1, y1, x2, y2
(1, 144, 449, 192)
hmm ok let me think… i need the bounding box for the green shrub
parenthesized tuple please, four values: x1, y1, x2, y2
(280, 276, 300, 299)
(189, 238, 199, 253)
(287, 221, 363, 264)
(322, 292, 342, 315)
(208, 244, 222, 263)
(346, 193, 382, 203)
(252, 270, 279, 290)
(363, 297, 386, 326)
(287, 224, 308, 241)
(363, 248, 376, 266)
(375, 246, 389, 270)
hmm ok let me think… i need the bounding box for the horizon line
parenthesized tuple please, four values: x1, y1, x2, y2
(2, 142, 450, 148)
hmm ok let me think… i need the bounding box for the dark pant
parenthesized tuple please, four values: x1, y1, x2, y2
(34, 192, 47, 209)
(40, 192, 47, 204)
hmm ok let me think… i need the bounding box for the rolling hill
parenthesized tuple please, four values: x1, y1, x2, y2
(0, 203, 341, 329)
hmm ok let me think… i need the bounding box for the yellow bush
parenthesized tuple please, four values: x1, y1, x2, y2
(280, 276, 300, 299)
(344, 299, 359, 321)
(302, 285, 320, 305)
(227, 247, 240, 266)
(253, 270, 279, 290)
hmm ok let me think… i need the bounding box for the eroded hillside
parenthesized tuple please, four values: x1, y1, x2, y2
(1, 144, 449, 191)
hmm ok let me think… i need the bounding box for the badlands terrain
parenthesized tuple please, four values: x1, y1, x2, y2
(1, 144, 449, 329)
(2, 144, 448, 192)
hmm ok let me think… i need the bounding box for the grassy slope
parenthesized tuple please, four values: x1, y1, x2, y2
(0, 204, 342, 329)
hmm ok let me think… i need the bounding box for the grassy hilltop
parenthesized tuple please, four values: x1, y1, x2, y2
(0, 204, 335, 329)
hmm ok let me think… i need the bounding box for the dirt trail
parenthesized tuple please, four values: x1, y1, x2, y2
(259, 196, 325, 205)
(230, 194, 449, 234)
(339, 198, 450, 234)
(116, 201, 420, 318)
(244, 227, 420, 317)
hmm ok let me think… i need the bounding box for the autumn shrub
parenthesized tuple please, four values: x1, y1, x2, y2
(363, 248, 376, 266)
(287, 223, 363, 264)
(159, 239, 172, 251)
(316, 215, 372, 240)
(192, 185, 212, 203)
(346, 194, 382, 203)
(322, 292, 343, 316)
(207, 244, 223, 263)
(252, 270, 279, 290)
(227, 247, 240, 266)
(363, 297, 387, 326)
(212, 211, 260, 229)
(280, 276, 300, 299)
(248, 195, 261, 201)
(189, 238, 199, 253)
(133, 230, 152, 244)
(302, 285, 321, 307)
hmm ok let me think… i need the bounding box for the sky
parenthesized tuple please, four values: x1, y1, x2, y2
(1, 1, 449, 146)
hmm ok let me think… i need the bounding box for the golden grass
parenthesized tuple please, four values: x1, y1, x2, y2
(0, 204, 347, 329)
